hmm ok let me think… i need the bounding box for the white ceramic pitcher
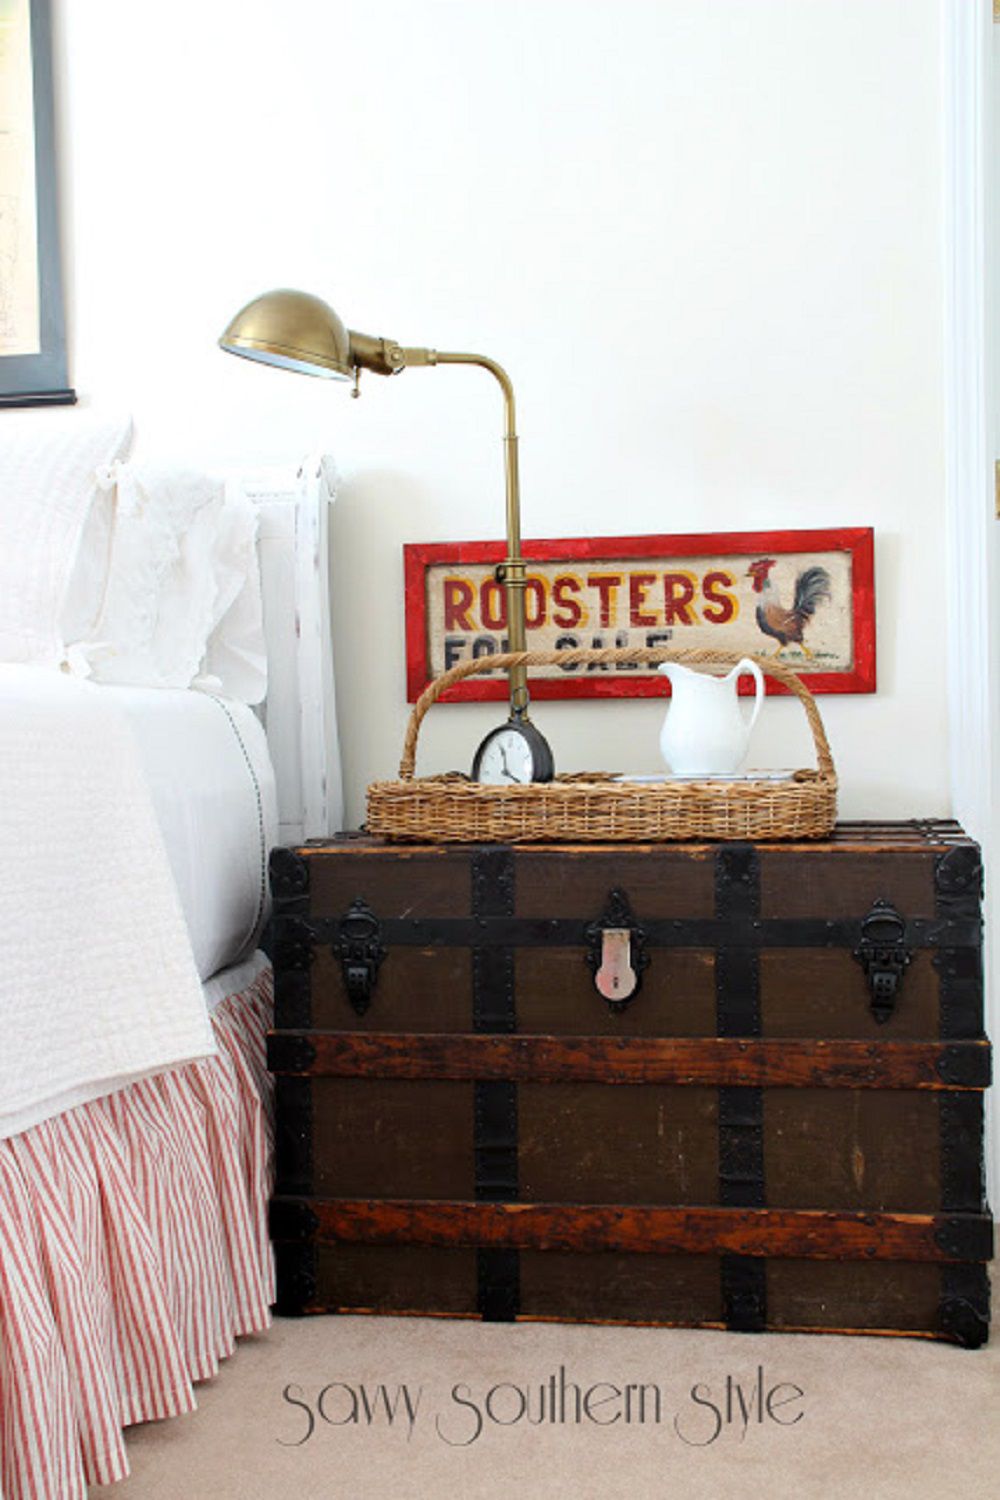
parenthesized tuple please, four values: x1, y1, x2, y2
(658, 658, 765, 776)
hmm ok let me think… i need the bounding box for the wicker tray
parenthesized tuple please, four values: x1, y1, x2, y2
(367, 646, 838, 843)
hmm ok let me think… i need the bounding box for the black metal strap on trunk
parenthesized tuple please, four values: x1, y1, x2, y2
(272, 1073, 317, 1316)
(274, 1239, 319, 1319)
(269, 849, 318, 1314)
(299, 912, 981, 951)
(270, 849, 314, 1030)
(935, 847, 985, 1040)
(938, 1088, 990, 1347)
(715, 845, 767, 1333)
(933, 846, 990, 1348)
(940, 1092, 986, 1213)
(471, 848, 520, 1322)
(940, 1263, 991, 1349)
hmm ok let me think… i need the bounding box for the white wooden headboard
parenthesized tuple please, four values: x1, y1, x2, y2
(228, 455, 342, 845)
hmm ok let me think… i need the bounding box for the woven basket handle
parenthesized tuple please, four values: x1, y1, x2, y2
(399, 646, 835, 782)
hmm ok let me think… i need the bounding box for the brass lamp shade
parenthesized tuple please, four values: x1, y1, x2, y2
(219, 288, 353, 379)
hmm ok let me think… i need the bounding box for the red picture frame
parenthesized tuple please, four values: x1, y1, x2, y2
(404, 527, 875, 704)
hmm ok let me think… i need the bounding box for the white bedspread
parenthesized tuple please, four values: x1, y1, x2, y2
(0, 666, 215, 1139)
(113, 687, 277, 980)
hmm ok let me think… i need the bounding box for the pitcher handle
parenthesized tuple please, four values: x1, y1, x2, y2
(733, 656, 765, 736)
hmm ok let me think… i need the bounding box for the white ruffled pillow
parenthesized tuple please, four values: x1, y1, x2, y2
(61, 463, 268, 703)
(0, 411, 133, 665)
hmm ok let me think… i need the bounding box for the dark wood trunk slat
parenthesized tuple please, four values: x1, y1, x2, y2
(308, 822, 972, 853)
(273, 1196, 993, 1264)
(268, 1031, 990, 1091)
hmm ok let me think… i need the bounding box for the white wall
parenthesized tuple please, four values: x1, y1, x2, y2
(55, 0, 947, 828)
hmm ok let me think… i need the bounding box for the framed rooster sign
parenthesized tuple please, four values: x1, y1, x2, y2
(404, 526, 875, 703)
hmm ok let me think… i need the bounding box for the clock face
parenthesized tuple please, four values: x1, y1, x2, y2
(472, 718, 556, 785)
(476, 727, 536, 785)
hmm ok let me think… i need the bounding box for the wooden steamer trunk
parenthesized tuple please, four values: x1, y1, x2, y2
(268, 823, 993, 1345)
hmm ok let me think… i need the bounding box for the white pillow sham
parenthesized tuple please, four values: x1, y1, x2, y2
(61, 463, 268, 703)
(0, 410, 133, 665)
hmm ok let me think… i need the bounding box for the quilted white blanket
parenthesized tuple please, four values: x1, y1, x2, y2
(0, 666, 215, 1138)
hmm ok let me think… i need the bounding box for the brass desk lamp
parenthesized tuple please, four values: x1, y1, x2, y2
(219, 288, 553, 784)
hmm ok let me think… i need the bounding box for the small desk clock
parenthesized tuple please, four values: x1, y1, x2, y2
(471, 717, 555, 785)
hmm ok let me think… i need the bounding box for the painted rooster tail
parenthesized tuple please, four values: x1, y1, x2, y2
(792, 566, 832, 620)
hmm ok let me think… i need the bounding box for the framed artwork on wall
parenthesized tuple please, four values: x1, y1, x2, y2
(404, 526, 876, 703)
(0, 0, 74, 407)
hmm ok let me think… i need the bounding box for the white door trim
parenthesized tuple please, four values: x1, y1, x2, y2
(941, 0, 997, 1205)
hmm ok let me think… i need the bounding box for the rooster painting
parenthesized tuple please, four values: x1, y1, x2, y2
(746, 558, 832, 657)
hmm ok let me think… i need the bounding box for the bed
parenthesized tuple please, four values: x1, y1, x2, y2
(0, 417, 339, 1500)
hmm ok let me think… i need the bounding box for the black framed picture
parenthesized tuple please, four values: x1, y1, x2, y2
(0, 0, 74, 407)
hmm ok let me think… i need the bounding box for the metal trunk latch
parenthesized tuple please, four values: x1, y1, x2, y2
(586, 888, 649, 1014)
(853, 899, 913, 1024)
(334, 898, 386, 1016)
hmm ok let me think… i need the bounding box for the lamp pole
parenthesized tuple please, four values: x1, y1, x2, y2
(434, 352, 528, 719)
(351, 336, 530, 720)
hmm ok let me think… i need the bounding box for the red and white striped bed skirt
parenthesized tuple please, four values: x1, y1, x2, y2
(0, 966, 275, 1500)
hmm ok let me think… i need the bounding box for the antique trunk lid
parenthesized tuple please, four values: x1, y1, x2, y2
(271, 821, 984, 1044)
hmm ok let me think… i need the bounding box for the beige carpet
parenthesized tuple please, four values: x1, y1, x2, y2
(94, 1310, 1000, 1500)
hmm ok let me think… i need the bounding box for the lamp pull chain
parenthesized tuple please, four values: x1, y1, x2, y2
(351, 366, 362, 399)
